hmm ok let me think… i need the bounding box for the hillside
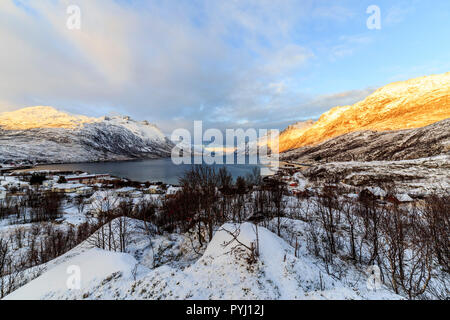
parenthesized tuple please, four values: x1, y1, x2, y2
(0, 106, 174, 163)
(281, 118, 450, 163)
(3, 219, 401, 300)
(278, 72, 450, 153)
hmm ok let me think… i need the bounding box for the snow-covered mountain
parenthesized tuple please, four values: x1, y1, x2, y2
(0, 106, 174, 164)
(278, 72, 450, 152)
(281, 118, 450, 163)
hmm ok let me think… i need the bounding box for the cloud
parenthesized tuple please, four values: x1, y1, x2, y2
(0, 0, 385, 135)
(329, 34, 373, 60)
(384, 3, 416, 26)
(203, 85, 377, 134)
(312, 5, 356, 22)
(1, 0, 320, 131)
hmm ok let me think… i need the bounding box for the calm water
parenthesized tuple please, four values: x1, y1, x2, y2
(33, 157, 262, 185)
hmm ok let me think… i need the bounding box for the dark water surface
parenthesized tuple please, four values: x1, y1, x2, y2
(33, 157, 262, 184)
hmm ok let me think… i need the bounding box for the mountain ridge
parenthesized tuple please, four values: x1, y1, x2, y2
(278, 72, 450, 153)
(0, 106, 98, 130)
(0, 106, 174, 164)
(281, 118, 450, 163)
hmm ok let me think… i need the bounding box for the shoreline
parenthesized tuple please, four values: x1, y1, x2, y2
(10, 156, 266, 185)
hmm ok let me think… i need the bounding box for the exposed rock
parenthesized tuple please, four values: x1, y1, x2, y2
(281, 118, 450, 162)
(278, 72, 450, 152)
(0, 107, 174, 164)
(302, 156, 450, 197)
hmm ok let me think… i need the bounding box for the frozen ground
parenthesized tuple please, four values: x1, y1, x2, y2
(300, 155, 450, 196)
(1, 179, 447, 300)
(3, 218, 402, 300)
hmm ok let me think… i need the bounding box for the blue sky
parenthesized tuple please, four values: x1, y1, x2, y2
(0, 0, 449, 133)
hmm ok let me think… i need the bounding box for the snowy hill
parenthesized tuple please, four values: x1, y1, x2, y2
(296, 155, 450, 197)
(0, 107, 174, 163)
(3, 219, 401, 300)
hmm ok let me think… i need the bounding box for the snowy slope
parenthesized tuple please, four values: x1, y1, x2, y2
(278, 72, 450, 152)
(3, 220, 401, 300)
(0, 107, 174, 163)
(0, 106, 97, 130)
(281, 118, 450, 162)
(301, 155, 450, 196)
(3, 249, 137, 300)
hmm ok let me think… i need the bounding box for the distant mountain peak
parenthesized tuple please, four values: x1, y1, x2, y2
(0, 106, 98, 130)
(0, 106, 173, 163)
(279, 72, 450, 152)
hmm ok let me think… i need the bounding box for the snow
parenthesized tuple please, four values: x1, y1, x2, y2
(302, 155, 449, 197)
(2, 219, 402, 300)
(87, 190, 121, 213)
(60, 207, 90, 226)
(3, 248, 137, 300)
(130, 191, 143, 197)
(53, 183, 85, 190)
(293, 172, 308, 190)
(166, 186, 182, 195)
(207, 223, 334, 299)
(364, 187, 387, 197)
(107, 116, 166, 143)
(115, 187, 136, 193)
(78, 186, 93, 191)
(0, 106, 97, 130)
(89, 190, 116, 201)
(0, 107, 173, 163)
(395, 193, 413, 202)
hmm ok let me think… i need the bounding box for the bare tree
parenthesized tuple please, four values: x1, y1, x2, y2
(316, 187, 339, 255)
(342, 199, 358, 261)
(220, 225, 259, 265)
(269, 180, 287, 236)
(422, 195, 449, 272)
(75, 195, 85, 214)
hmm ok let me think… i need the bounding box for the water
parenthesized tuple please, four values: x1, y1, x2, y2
(33, 156, 263, 185)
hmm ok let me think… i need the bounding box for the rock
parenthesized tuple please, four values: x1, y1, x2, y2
(282, 118, 449, 163)
(0, 107, 174, 163)
(302, 156, 450, 196)
(278, 72, 450, 153)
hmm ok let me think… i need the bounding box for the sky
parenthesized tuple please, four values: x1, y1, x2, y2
(0, 0, 449, 134)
